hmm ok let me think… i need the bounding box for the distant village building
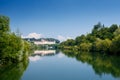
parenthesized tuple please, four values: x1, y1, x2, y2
(23, 38, 60, 45)
(34, 39, 56, 45)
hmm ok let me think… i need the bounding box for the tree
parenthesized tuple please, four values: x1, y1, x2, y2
(59, 22, 120, 55)
(0, 15, 10, 33)
(64, 39, 75, 46)
(95, 38, 112, 52)
(0, 15, 32, 64)
(109, 24, 118, 33)
(92, 22, 103, 35)
(75, 34, 87, 45)
(86, 34, 96, 43)
(110, 35, 120, 54)
(99, 27, 113, 39)
(114, 27, 120, 36)
(79, 42, 92, 51)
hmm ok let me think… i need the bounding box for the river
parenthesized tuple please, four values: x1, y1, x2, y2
(0, 50, 120, 80)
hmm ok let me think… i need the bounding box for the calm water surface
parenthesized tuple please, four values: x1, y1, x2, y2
(0, 50, 120, 80)
(22, 50, 120, 80)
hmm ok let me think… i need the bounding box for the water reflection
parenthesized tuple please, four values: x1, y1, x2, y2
(29, 55, 42, 62)
(31, 50, 59, 56)
(62, 50, 120, 78)
(34, 50, 56, 56)
(29, 50, 59, 62)
(0, 59, 29, 80)
(57, 53, 65, 58)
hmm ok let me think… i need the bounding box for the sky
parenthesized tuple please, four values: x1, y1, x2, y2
(0, 0, 120, 41)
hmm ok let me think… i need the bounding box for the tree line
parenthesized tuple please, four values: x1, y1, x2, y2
(59, 22, 120, 55)
(0, 15, 32, 64)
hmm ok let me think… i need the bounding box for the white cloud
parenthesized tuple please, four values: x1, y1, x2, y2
(57, 35, 72, 42)
(22, 33, 43, 39)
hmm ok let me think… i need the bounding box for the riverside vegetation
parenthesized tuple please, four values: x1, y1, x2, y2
(59, 22, 120, 55)
(61, 50, 120, 78)
(0, 15, 120, 80)
(0, 15, 34, 64)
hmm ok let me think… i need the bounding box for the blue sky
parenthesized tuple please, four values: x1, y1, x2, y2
(0, 0, 120, 41)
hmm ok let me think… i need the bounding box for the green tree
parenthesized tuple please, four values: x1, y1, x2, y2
(59, 22, 120, 54)
(110, 35, 120, 54)
(95, 38, 112, 52)
(63, 39, 75, 46)
(0, 16, 10, 33)
(0, 15, 32, 64)
(92, 22, 103, 35)
(75, 35, 87, 45)
(86, 34, 96, 43)
(109, 24, 118, 33)
(114, 27, 120, 36)
(79, 42, 92, 52)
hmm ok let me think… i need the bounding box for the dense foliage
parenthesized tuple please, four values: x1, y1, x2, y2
(0, 15, 31, 64)
(59, 22, 120, 55)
